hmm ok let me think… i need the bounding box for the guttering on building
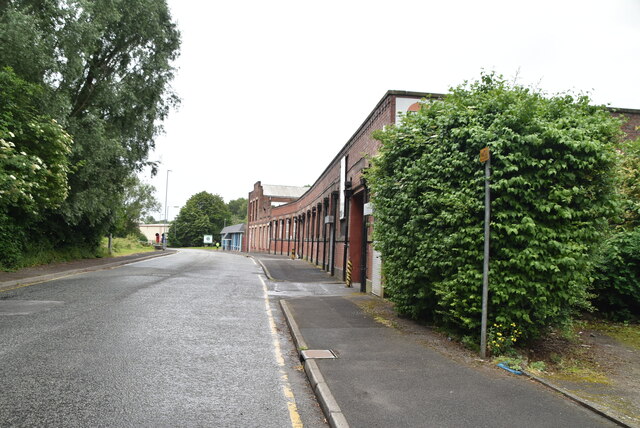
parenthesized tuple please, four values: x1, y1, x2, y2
(247, 90, 640, 297)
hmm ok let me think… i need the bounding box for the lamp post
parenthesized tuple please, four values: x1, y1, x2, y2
(163, 169, 172, 250)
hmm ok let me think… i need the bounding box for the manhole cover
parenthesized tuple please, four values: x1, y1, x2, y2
(300, 349, 336, 360)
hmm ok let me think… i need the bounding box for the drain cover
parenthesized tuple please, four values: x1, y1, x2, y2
(300, 349, 336, 360)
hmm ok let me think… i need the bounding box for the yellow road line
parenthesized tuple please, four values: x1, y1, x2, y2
(0, 272, 80, 293)
(260, 274, 303, 428)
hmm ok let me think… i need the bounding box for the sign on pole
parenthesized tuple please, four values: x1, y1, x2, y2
(480, 147, 491, 359)
(479, 147, 490, 163)
(203, 235, 213, 244)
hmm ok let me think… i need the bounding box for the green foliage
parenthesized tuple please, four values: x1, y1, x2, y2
(591, 228, 640, 321)
(111, 176, 160, 237)
(0, 211, 27, 270)
(0, 0, 180, 256)
(142, 215, 157, 224)
(616, 138, 640, 228)
(3, 236, 101, 271)
(527, 360, 547, 373)
(227, 197, 248, 225)
(0, 67, 72, 215)
(367, 72, 621, 340)
(493, 356, 525, 371)
(101, 235, 153, 256)
(169, 192, 231, 247)
(488, 322, 522, 356)
(0, 67, 72, 269)
(589, 137, 640, 321)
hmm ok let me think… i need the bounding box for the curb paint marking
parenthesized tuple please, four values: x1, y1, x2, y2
(259, 272, 303, 428)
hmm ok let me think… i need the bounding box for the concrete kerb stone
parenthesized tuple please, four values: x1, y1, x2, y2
(250, 256, 275, 281)
(279, 300, 308, 352)
(0, 251, 176, 293)
(279, 300, 350, 428)
(304, 359, 326, 390)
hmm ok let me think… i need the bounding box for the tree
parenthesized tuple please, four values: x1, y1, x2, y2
(169, 192, 231, 247)
(0, 67, 72, 269)
(142, 215, 157, 224)
(111, 176, 161, 237)
(367, 72, 621, 341)
(227, 197, 247, 225)
(0, 0, 180, 250)
(0, 67, 72, 215)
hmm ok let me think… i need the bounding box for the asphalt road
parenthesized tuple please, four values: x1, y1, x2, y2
(0, 250, 326, 427)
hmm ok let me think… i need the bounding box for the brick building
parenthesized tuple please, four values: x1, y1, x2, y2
(247, 91, 440, 295)
(247, 90, 640, 297)
(247, 183, 309, 253)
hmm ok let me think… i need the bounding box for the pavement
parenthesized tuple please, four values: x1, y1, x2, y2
(251, 253, 634, 428)
(0, 250, 634, 427)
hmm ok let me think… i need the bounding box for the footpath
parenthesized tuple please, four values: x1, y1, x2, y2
(1, 250, 635, 427)
(252, 253, 636, 428)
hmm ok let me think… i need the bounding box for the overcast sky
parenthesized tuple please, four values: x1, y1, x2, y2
(144, 0, 640, 220)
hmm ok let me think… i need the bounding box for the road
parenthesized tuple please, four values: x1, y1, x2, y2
(0, 250, 327, 427)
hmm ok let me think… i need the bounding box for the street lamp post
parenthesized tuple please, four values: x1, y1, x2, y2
(163, 169, 172, 250)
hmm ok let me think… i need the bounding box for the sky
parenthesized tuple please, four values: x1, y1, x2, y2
(144, 0, 640, 220)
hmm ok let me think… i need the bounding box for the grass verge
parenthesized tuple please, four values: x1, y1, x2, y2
(100, 236, 155, 257)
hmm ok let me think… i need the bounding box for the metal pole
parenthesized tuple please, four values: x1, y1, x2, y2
(480, 155, 491, 358)
(163, 170, 171, 250)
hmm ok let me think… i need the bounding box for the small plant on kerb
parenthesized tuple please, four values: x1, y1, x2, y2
(527, 361, 547, 373)
(494, 355, 525, 371)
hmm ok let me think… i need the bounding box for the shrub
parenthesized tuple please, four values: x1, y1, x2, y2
(367, 72, 621, 340)
(591, 229, 640, 321)
(0, 211, 26, 270)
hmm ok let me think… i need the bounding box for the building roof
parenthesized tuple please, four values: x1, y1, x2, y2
(262, 184, 309, 199)
(220, 223, 246, 234)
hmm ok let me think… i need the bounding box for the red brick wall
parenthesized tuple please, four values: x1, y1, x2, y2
(246, 93, 640, 288)
(614, 109, 640, 142)
(245, 91, 427, 288)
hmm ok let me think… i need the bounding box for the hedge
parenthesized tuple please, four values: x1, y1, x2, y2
(367, 73, 621, 340)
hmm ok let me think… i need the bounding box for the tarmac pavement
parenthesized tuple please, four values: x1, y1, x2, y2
(251, 253, 630, 428)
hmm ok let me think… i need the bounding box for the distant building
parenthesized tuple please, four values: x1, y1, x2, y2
(247, 182, 309, 253)
(220, 223, 246, 251)
(139, 223, 170, 244)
